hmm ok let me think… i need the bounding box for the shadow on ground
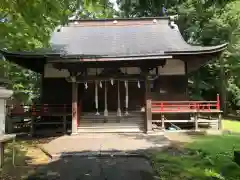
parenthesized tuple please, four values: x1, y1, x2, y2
(26, 153, 155, 180)
(2, 133, 240, 180)
(24, 133, 170, 180)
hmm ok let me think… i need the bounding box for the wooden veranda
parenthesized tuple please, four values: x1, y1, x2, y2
(147, 94, 222, 131)
(6, 94, 222, 135)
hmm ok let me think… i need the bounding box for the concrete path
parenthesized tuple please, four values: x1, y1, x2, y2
(27, 156, 155, 180)
(41, 133, 169, 158)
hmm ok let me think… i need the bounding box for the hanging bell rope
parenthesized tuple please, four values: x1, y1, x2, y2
(104, 81, 108, 117)
(125, 80, 129, 116)
(95, 80, 100, 115)
(117, 80, 121, 117)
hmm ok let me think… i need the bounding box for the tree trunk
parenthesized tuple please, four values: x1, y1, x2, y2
(219, 57, 227, 115)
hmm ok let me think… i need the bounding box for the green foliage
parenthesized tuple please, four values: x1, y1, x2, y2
(0, 0, 115, 103)
(117, 0, 240, 111)
(0, 0, 80, 102)
(1, 0, 240, 110)
(151, 134, 240, 180)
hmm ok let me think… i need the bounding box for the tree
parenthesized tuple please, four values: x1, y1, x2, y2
(1, 0, 240, 114)
(116, 0, 240, 113)
(0, 0, 116, 103)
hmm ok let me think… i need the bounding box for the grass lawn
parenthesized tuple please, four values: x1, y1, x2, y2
(223, 119, 240, 133)
(151, 120, 240, 180)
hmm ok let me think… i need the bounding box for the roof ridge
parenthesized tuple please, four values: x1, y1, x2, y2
(68, 16, 169, 22)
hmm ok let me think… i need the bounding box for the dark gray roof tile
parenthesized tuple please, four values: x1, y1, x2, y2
(50, 18, 226, 57)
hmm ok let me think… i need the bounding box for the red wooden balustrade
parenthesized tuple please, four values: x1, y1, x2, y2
(7, 104, 81, 117)
(151, 94, 221, 113)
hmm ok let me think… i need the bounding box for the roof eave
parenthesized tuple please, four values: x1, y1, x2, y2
(0, 50, 52, 73)
(48, 55, 173, 63)
(0, 49, 61, 58)
(165, 43, 228, 55)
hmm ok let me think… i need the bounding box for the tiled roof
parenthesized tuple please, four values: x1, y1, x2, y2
(49, 17, 227, 57)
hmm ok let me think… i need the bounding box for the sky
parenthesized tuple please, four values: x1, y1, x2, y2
(109, 0, 120, 11)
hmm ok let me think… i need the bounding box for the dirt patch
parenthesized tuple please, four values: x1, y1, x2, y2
(0, 137, 51, 180)
(164, 132, 193, 143)
(24, 146, 49, 165)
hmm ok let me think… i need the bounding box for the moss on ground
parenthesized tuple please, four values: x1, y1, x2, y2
(223, 119, 240, 133)
(0, 138, 49, 180)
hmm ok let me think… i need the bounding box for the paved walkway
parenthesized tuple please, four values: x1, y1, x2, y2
(27, 156, 155, 180)
(32, 133, 169, 180)
(41, 133, 169, 158)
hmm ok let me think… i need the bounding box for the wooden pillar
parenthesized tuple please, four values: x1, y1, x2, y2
(0, 142, 4, 168)
(63, 104, 67, 134)
(218, 113, 222, 130)
(30, 104, 36, 137)
(117, 80, 121, 117)
(194, 112, 199, 131)
(72, 82, 78, 135)
(30, 117, 35, 137)
(145, 77, 152, 133)
(161, 114, 165, 130)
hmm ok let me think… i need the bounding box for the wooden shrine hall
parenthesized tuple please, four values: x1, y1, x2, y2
(1, 17, 227, 135)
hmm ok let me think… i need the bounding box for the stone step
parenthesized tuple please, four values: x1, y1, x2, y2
(80, 117, 144, 122)
(81, 112, 143, 115)
(79, 122, 144, 127)
(80, 116, 144, 120)
(77, 125, 143, 133)
(80, 113, 144, 123)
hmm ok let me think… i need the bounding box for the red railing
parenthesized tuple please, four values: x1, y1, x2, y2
(151, 94, 221, 113)
(7, 104, 78, 116)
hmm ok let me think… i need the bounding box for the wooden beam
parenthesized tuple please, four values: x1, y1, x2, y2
(73, 74, 158, 82)
(51, 59, 167, 72)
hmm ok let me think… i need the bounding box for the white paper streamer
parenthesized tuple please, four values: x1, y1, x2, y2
(84, 82, 88, 89)
(110, 78, 114, 85)
(137, 81, 141, 88)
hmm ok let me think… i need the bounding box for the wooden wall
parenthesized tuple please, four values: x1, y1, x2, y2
(41, 78, 72, 105)
(41, 75, 188, 117)
(151, 75, 189, 120)
(150, 75, 188, 101)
